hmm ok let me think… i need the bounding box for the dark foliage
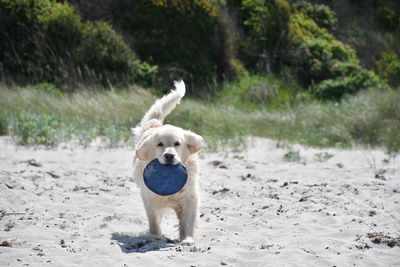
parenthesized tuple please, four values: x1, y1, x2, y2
(0, 0, 156, 89)
(0, 0, 397, 100)
(113, 0, 235, 94)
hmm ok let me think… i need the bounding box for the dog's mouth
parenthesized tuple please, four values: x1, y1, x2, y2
(157, 159, 178, 166)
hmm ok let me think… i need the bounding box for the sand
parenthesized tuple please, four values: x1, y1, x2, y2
(0, 136, 399, 266)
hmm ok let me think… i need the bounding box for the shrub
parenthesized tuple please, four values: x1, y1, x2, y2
(78, 21, 157, 86)
(0, 0, 49, 83)
(375, 51, 400, 87)
(283, 151, 301, 162)
(240, 0, 290, 71)
(375, 6, 399, 31)
(288, 11, 333, 46)
(38, 2, 83, 48)
(11, 113, 68, 146)
(290, 36, 381, 100)
(292, 38, 358, 85)
(286, 9, 336, 86)
(293, 2, 337, 30)
(229, 58, 249, 80)
(284, 5, 384, 101)
(0, 0, 156, 88)
(313, 62, 380, 100)
(117, 0, 234, 93)
(0, 0, 51, 22)
(131, 61, 159, 87)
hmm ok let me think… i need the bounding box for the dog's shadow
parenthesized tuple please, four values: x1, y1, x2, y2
(111, 232, 178, 253)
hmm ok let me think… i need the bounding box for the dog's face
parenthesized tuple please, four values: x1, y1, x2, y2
(136, 125, 204, 165)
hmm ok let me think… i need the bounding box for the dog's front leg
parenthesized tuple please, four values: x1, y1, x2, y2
(178, 196, 198, 245)
(144, 203, 163, 235)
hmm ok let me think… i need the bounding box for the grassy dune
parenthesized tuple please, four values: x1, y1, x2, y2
(0, 83, 399, 151)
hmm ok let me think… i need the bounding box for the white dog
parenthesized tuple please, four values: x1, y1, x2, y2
(132, 81, 204, 245)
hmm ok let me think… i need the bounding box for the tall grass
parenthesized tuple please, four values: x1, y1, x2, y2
(0, 84, 399, 151)
(216, 74, 309, 111)
(0, 87, 154, 146)
(252, 88, 400, 151)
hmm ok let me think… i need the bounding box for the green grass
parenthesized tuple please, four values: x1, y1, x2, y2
(0, 80, 399, 151)
(283, 151, 302, 162)
(215, 74, 310, 112)
(0, 86, 154, 146)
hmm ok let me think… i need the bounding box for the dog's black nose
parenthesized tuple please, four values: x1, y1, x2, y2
(164, 153, 174, 162)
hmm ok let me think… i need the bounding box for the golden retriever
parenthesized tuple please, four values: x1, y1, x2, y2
(132, 81, 204, 245)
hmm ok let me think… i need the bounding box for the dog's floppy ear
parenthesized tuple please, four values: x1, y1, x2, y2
(185, 131, 204, 154)
(136, 135, 153, 161)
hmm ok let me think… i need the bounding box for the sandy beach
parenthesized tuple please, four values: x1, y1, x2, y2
(0, 136, 399, 266)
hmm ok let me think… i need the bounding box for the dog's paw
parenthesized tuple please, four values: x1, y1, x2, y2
(180, 237, 194, 246)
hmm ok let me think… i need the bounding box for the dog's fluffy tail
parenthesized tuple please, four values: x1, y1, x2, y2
(132, 80, 186, 139)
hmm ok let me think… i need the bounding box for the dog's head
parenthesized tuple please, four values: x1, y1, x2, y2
(136, 125, 204, 165)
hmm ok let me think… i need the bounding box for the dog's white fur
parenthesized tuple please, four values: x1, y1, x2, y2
(132, 81, 204, 245)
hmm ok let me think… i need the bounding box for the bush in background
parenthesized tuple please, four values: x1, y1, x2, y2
(375, 6, 399, 31)
(0, 0, 393, 100)
(375, 51, 400, 87)
(293, 2, 337, 30)
(0, 0, 156, 88)
(286, 5, 381, 100)
(287, 11, 333, 46)
(115, 0, 234, 94)
(292, 38, 358, 86)
(77, 21, 157, 86)
(313, 63, 380, 100)
(239, 0, 290, 72)
(225, 1, 382, 101)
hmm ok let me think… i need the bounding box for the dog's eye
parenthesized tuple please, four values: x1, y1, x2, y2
(174, 142, 180, 146)
(157, 142, 163, 147)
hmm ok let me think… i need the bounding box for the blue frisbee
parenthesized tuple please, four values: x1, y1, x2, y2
(143, 159, 188, 196)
